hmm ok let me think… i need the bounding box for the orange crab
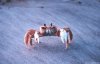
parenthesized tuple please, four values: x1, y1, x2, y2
(24, 23, 73, 49)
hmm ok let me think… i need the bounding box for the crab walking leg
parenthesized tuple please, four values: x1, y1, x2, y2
(68, 32, 71, 44)
(28, 35, 33, 46)
(24, 29, 36, 47)
(24, 33, 32, 47)
(65, 38, 69, 49)
(24, 32, 29, 46)
(69, 29, 73, 43)
(65, 29, 73, 48)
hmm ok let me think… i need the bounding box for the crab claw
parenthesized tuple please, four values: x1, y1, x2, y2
(59, 28, 73, 49)
(34, 31, 40, 44)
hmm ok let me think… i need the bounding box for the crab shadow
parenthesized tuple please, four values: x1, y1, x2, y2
(29, 41, 80, 54)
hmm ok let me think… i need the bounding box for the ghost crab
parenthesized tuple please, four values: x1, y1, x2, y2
(24, 23, 73, 49)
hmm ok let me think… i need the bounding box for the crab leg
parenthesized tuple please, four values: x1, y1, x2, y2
(24, 29, 35, 47)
